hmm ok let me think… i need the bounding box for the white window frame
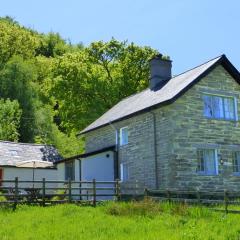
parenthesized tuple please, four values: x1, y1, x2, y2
(65, 160, 75, 181)
(203, 93, 238, 121)
(197, 149, 218, 175)
(233, 152, 240, 174)
(119, 127, 128, 146)
(120, 163, 129, 182)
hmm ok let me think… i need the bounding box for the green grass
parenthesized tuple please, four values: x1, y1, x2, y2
(0, 199, 240, 240)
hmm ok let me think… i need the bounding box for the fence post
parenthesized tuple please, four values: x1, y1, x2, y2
(196, 188, 200, 204)
(166, 189, 171, 202)
(13, 177, 18, 211)
(135, 180, 138, 199)
(93, 179, 96, 207)
(224, 189, 228, 214)
(144, 188, 148, 200)
(86, 190, 89, 201)
(68, 178, 72, 203)
(42, 178, 46, 207)
(115, 179, 120, 201)
(79, 181, 82, 201)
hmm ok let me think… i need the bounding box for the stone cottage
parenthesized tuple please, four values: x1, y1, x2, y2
(66, 54, 240, 192)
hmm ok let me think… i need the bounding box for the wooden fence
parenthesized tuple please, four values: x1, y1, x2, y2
(0, 178, 121, 209)
(2, 178, 240, 213)
(145, 189, 240, 213)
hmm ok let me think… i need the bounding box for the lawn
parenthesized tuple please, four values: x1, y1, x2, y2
(0, 200, 240, 240)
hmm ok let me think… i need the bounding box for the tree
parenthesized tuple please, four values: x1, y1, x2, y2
(0, 17, 162, 157)
(0, 18, 39, 68)
(35, 32, 70, 57)
(0, 99, 22, 141)
(0, 56, 37, 142)
(49, 39, 158, 132)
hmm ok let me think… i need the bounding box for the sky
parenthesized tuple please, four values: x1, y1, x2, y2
(1, 0, 240, 74)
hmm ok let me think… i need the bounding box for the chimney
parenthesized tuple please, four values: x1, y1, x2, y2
(150, 54, 172, 90)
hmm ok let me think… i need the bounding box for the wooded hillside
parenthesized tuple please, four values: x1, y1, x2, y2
(0, 16, 159, 157)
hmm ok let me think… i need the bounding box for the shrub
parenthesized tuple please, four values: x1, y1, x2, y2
(0, 192, 6, 202)
(171, 202, 189, 216)
(105, 199, 201, 218)
(105, 198, 162, 218)
(51, 186, 67, 201)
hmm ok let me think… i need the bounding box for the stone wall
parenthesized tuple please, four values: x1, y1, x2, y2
(167, 65, 240, 191)
(85, 113, 157, 189)
(85, 64, 240, 191)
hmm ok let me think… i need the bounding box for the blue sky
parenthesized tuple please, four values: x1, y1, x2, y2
(1, 0, 240, 74)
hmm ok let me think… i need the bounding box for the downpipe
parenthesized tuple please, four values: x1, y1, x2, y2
(149, 111, 159, 189)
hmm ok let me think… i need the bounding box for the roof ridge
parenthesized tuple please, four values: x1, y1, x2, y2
(109, 55, 224, 103)
(171, 54, 224, 79)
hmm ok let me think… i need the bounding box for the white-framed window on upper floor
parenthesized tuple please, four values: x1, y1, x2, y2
(203, 94, 237, 120)
(197, 149, 218, 175)
(119, 127, 128, 146)
(120, 163, 129, 182)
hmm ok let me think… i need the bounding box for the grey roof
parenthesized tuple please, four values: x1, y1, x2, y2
(0, 141, 62, 166)
(81, 55, 240, 134)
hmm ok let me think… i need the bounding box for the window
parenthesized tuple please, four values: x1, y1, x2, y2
(120, 163, 129, 182)
(120, 127, 128, 146)
(65, 161, 75, 180)
(203, 95, 237, 120)
(233, 152, 240, 173)
(197, 149, 218, 175)
(9, 150, 18, 156)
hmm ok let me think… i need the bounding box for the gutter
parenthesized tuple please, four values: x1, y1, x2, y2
(149, 111, 159, 189)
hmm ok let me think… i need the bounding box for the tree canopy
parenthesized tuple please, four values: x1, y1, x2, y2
(0, 17, 161, 157)
(0, 99, 22, 141)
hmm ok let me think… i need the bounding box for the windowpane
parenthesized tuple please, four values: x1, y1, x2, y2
(204, 150, 216, 174)
(233, 152, 240, 173)
(197, 150, 204, 172)
(224, 98, 235, 119)
(65, 161, 75, 180)
(212, 96, 224, 118)
(120, 127, 128, 146)
(120, 163, 129, 181)
(203, 95, 213, 117)
(197, 149, 217, 175)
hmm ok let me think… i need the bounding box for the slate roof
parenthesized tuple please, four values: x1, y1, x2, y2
(0, 141, 62, 167)
(81, 54, 240, 134)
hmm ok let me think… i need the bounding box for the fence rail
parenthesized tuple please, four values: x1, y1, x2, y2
(145, 188, 240, 213)
(0, 177, 121, 209)
(3, 178, 239, 214)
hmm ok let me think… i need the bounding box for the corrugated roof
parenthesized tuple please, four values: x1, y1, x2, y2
(0, 141, 62, 166)
(81, 55, 240, 134)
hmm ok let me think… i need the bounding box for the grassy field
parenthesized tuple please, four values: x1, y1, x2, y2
(0, 200, 240, 240)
